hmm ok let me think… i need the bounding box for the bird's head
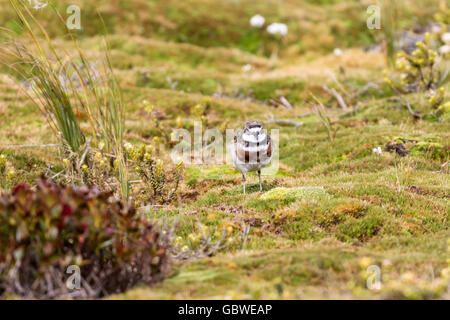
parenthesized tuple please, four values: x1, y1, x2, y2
(243, 121, 266, 142)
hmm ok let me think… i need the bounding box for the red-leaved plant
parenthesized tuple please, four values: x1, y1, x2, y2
(0, 178, 169, 299)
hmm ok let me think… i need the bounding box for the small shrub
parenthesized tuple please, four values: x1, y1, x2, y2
(427, 87, 449, 121)
(435, 101, 450, 120)
(0, 154, 6, 175)
(0, 154, 7, 187)
(428, 87, 446, 110)
(79, 151, 115, 187)
(167, 219, 230, 260)
(383, 32, 448, 121)
(126, 143, 183, 206)
(385, 34, 441, 93)
(0, 178, 169, 299)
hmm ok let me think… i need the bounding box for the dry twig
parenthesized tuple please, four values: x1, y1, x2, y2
(322, 85, 348, 110)
(264, 115, 303, 128)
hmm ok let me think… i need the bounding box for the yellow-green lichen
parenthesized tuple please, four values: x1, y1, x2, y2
(260, 187, 329, 201)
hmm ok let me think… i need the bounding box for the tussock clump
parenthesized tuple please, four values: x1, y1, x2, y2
(0, 178, 169, 299)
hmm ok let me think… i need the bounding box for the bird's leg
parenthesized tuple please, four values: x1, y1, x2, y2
(242, 173, 246, 196)
(258, 169, 262, 192)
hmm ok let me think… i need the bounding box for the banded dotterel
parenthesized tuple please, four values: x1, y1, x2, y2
(229, 121, 273, 195)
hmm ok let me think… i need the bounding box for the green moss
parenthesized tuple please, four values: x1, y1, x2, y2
(284, 218, 323, 240)
(409, 141, 447, 160)
(185, 165, 237, 186)
(337, 215, 383, 242)
(260, 187, 328, 201)
(246, 187, 329, 211)
(244, 78, 306, 104)
(195, 191, 222, 206)
(436, 101, 450, 119)
(316, 202, 367, 228)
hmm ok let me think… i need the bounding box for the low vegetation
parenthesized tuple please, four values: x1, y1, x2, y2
(0, 0, 448, 299)
(0, 178, 169, 299)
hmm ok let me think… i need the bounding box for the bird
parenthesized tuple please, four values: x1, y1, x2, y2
(229, 121, 273, 195)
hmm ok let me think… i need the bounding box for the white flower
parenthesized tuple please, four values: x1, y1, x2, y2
(439, 45, 450, 55)
(372, 147, 383, 155)
(124, 142, 133, 151)
(333, 48, 343, 57)
(250, 15, 265, 28)
(242, 64, 252, 72)
(441, 32, 450, 44)
(430, 24, 442, 34)
(266, 23, 288, 36)
(28, 0, 48, 9)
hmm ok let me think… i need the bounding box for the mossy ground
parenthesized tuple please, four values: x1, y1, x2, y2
(0, 0, 449, 299)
